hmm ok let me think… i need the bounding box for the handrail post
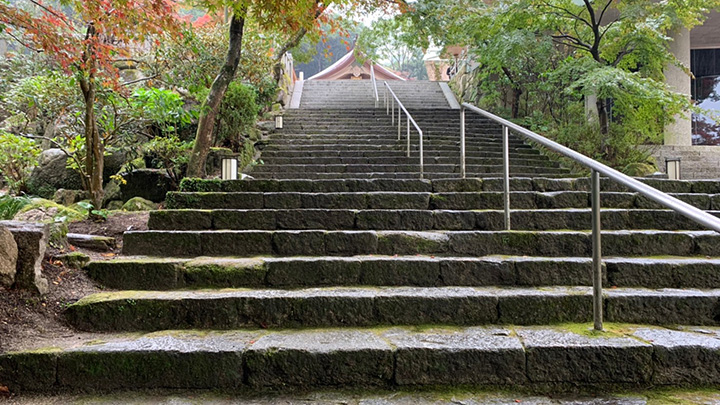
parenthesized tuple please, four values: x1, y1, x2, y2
(406, 114, 410, 157)
(385, 87, 388, 115)
(398, 104, 402, 142)
(391, 98, 395, 125)
(591, 169, 603, 331)
(502, 125, 511, 230)
(460, 107, 466, 179)
(419, 129, 424, 179)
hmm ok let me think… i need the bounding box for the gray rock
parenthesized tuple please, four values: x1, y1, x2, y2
(0, 226, 19, 288)
(120, 169, 174, 203)
(106, 200, 124, 211)
(256, 120, 276, 132)
(102, 179, 122, 207)
(67, 233, 116, 252)
(53, 189, 86, 206)
(0, 221, 49, 294)
(121, 196, 157, 212)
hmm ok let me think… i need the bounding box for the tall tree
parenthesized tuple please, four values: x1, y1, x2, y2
(0, 0, 181, 212)
(187, 0, 400, 178)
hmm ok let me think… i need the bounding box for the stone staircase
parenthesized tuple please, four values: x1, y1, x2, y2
(299, 80, 454, 109)
(4, 105, 720, 393)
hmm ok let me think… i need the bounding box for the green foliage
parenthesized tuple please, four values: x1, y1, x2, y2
(0, 194, 32, 220)
(214, 81, 260, 148)
(131, 87, 196, 136)
(0, 130, 41, 194)
(143, 134, 193, 187)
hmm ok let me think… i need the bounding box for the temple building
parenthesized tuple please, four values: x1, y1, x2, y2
(307, 49, 407, 81)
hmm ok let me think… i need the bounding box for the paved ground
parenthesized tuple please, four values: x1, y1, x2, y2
(5, 389, 720, 404)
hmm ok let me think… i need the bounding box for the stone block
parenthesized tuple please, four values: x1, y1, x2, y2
(245, 330, 393, 388)
(602, 231, 695, 256)
(123, 231, 202, 257)
(498, 288, 593, 324)
(0, 221, 50, 294)
(449, 231, 590, 257)
(535, 191, 588, 209)
(387, 327, 526, 385)
(374, 288, 498, 325)
(266, 257, 361, 287)
(356, 210, 402, 230)
(605, 289, 720, 325)
(0, 226, 18, 288)
(202, 231, 273, 256)
(184, 258, 266, 288)
(519, 327, 653, 383)
(272, 231, 325, 256)
(264, 192, 302, 209)
(213, 210, 277, 230)
(694, 232, 720, 256)
(86, 259, 184, 290)
(366, 193, 430, 209)
(633, 328, 720, 385)
(303, 193, 366, 209)
(0, 350, 58, 392)
(439, 258, 514, 286)
(148, 210, 213, 230)
(432, 178, 483, 192)
(360, 257, 440, 287)
(513, 257, 599, 286)
(377, 231, 449, 255)
(276, 209, 355, 230)
(325, 231, 378, 255)
(435, 210, 478, 230)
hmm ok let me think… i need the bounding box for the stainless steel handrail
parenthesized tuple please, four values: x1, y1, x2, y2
(461, 101, 720, 331)
(370, 65, 379, 108)
(384, 81, 424, 178)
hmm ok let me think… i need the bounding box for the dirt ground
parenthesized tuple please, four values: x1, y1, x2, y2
(0, 212, 149, 354)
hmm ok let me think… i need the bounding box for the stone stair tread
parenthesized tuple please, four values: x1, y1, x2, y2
(5, 324, 720, 391)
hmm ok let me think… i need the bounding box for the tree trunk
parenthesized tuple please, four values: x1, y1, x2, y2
(273, 27, 309, 84)
(511, 88, 522, 119)
(79, 23, 104, 213)
(187, 13, 245, 178)
(597, 98, 609, 135)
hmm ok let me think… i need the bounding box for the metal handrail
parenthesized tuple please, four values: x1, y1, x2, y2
(461, 101, 720, 331)
(384, 81, 424, 178)
(370, 65, 379, 108)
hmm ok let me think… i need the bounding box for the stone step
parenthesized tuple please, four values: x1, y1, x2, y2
(249, 172, 577, 180)
(122, 229, 720, 258)
(249, 164, 569, 175)
(148, 208, 720, 232)
(85, 255, 720, 290)
(261, 144, 535, 152)
(7, 324, 720, 392)
(177, 178, 720, 194)
(166, 191, 720, 211)
(265, 138, 525, 147)
(64, 286, 720, 331)
(260, 156, 554, 166)
(259, 150, 544, 158)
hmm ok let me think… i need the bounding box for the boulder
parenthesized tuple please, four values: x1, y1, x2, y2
(53, 189, 86, 206)
(27, 149, 82, 198)
(27, 149, 127, 198)
(0, 221, 50, 294)
(106, 200, 124, 211)
(102, 180, 122, 207)
(0, 226, 18, 288)
(122, 197, 157, 212)
(67, 233, 116, 252)
(257, 120, 276, 132)
(56, 252, 90, 269)
(120, 169, 174, 203)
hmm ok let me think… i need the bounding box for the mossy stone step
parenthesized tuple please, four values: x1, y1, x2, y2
(85, 255, 720, 291)
(165, 191, 720, 211)
(249, 172, 577, 180)
(148, 208, 720, 232)
(122, 229, 720, 258)
(6, 325, 720, 392)
(63, 286, 720, 332)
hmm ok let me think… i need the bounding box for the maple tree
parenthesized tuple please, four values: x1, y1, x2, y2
(0, 0, 182, 213)
(186, 0, 402, 177)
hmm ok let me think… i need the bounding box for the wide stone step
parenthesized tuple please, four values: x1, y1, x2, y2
(260, 156, 555, 166)
(249, 164, 569, 175)
(148, 208, 720, 232)
(122, 229, 720, 258)
(259, 150, 544, 158)
(64, 286, 720, 331)
(166, 191, 720, 211)
(6, 324, 720, 392)
(265, 138, 524, 147)
(180, 177, 720, 194)
(249, 172, 576, 180)
(85, 255, 720, 290)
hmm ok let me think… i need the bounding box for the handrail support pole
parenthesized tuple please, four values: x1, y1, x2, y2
(460, 107, 466, 179)
(591, 169, 603, 331)
(502, 125, 511, 230)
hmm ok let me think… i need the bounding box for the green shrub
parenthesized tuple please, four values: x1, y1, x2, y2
(131, 87, 196, 137)
(143, 134, 193, 187)
(215, 81, 259, 147)
(0, 131, 42, 194)
(0, 195, 32, 220)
